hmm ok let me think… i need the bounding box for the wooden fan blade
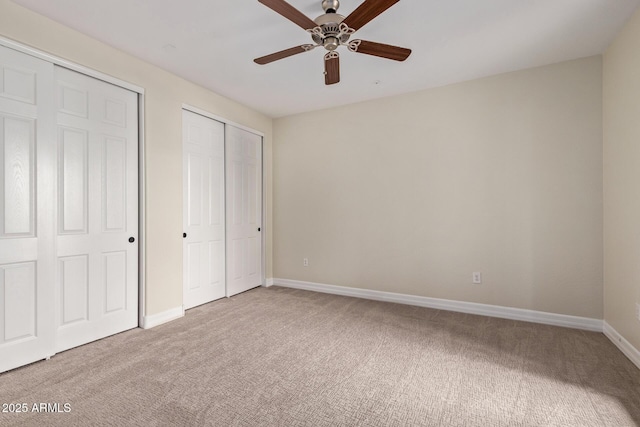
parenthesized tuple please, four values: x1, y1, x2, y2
(258, 0, 318, 30)
(254, 45, 311, 65)
(324, 55, 340, 85)
(342, 0, 399, 31)
(351, 40, 411, 61)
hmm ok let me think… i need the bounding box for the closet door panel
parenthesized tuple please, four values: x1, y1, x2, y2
(103, 136, 127, 231)
(226, 125, 262, 297)
(59, 255, 89, 325)
(3, 262, 36, 341)
(58, 126, 88, 234)
(0, 45, 56, 373)
(55, 66, 138, 353)
(182, 110, 225, 309)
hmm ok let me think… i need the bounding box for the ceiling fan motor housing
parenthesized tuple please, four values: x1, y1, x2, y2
(312, 12, 350, 49)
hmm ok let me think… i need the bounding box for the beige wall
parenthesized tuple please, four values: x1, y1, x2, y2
(604, 8, 640, 347)
(0, 1, 273, 317)
(274, 56, 603, 318)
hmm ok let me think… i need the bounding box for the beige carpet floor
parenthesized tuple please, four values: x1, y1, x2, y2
(1, 286, 640, 426)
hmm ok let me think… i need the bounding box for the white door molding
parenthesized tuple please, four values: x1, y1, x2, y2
(181, 104, 264, 137)
(0, 36, 144, 95)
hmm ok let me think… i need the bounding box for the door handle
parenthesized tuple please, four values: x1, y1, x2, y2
(183, 232, 187, 238)
(258, 227, 261, 232)
(129, 237, 135, 243)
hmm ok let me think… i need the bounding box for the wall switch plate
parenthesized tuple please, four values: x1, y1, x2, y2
(303, 258, 309, 267)
(472, 272, 482, 284)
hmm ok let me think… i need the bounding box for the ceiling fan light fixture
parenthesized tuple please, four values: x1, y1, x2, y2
(323, 36, 340, 51)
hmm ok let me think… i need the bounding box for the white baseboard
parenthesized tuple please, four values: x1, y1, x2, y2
(141, 306, 184, 329)
(603, 321, 640, 369)
(273, 278, 603, 332)
(264, 278, 274, 287)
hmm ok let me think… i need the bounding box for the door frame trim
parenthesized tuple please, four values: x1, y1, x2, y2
(182, 104, 264, 137)
(0, 36, 148, 328)
(138, 95, 147, 326)
(0, 36, 144, 94)
(182, 104, 267, 292)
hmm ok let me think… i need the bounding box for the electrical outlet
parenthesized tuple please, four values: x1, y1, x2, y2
(472, 272, 482, 284)
(303, 258, 309, 267)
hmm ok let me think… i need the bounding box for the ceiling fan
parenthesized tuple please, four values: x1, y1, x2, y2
(254, 0, 412, 85)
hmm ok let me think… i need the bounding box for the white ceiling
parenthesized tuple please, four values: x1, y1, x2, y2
(11, 0, 640, 118)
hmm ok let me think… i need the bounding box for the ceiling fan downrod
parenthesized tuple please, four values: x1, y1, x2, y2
(321, 0, 340, 13)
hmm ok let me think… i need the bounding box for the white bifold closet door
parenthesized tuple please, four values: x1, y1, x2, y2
(182, 110, 226, 309)
(226, 125, 262, 297)
(0, 46, 139, 373)
(55, 67, 138, 352)
(0, 45, 56, 373)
